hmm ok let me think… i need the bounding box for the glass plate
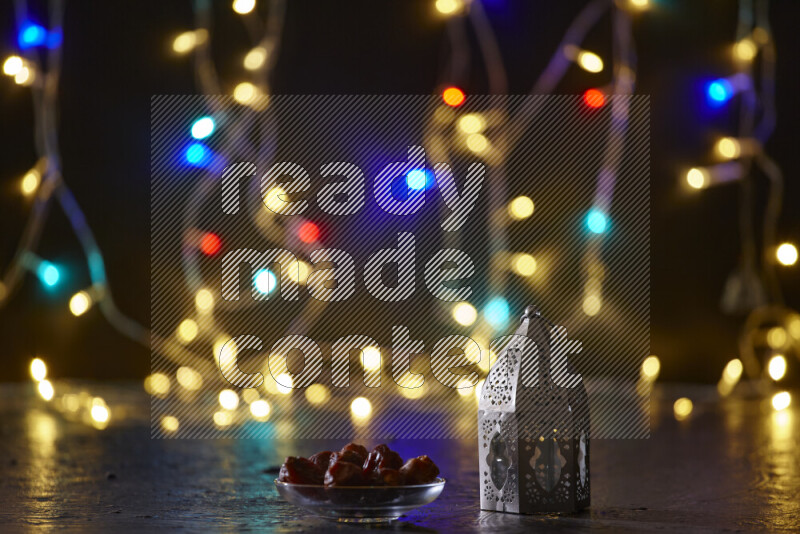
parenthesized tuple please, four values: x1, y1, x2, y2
(274, 478, 446, 523)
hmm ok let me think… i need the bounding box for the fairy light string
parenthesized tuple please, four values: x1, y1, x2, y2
(2, 0, 796, 429)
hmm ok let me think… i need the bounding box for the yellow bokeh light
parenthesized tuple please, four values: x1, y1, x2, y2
(465, 133, 489, 153)
(641, 355, 661, 381)
(686, 167, 709, 189)
(91, 401, 110, 423)
(723, 358, 743, 383)
(361, 346, 382, 371)
(21, 170, 40, 196)
(452, 302, 477, 326)
(195, 289, 214, 313)
(263, 186, 287, 212)
(243, 46, 268, 70)
(629, 0, 649, 9)
(250, 399, 270, 419)
(176, 318, 199, 343)
(789, 316, 800, 339)
(305, 383, 330, 405)
(275, 373, 294, 394)
(435, 0, 463, 15)
(768, 355, 787, 381)
(511, 253, 537, 276)
(214, 411, 233, 427)
(772, 391, 791, 411)
(161, 416, 180, 433)
(144, 373, 170, 396)
(38, 379, 54, 401)
(458, 113, 485, 134)
(350, 397, 372, 419)
(176, 366, 203, 391)
(286, 260, 311, 285)
(69, 291, 92, 317)
(213, 336, 237, 365)
(733, 38, 757, 62)
(14, 66, 33, 85)
(219, 389, 239, 410)
(776, 243, 798, 266)
(582, 295, 601, 316)
(30, 358, 47, 382)
(3, 55, 23, 76)
(233, 0, 256, 14)
(716, 137, 740, 159)
(767, 327, 787, 349)
(673, 397, 693, 421)
(508, 196, 534, 220)
(577, 51, 604, 73)
(233, 82, 257, 104)
(172, 29, 207, 54)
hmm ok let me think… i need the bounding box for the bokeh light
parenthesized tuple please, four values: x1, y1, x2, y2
(508, 196, 534, 220)
(243, 46, 267, 70)
(776, 243, 798, 266)
(250, 399, 270, 419)
(583, 88, 605, 108)
(442, 86, 465, 107)
(190, 116, 215, 139)
(30, 358, 47, 382)
(176, 366, 203, 390)
(484, 296, 510, 329)
(641, 355, 661, 381)
(176, 319, 199, 343)
(673, 397, 693, 421)
(3, 56, 23, 75)
(576, 51, 603, 73)
(298, 221, 320, 243)
(195, 288, 214, 313)
(350, 397, 372, 419)
(21, 170, 40, 196)
(254, 269, 277, 294)
(219, 389, 239, 410)
(38, 379, 55, 401)
(452, 302, 477, 326)
(686, 167, 709, 189)
(361, 346, 382, 371)
(305, 384, 330, 405)
(771, 391, 791, 411)
(511, 253, 537, 276)
(768, 355, 787, 381)
(458, 113, 485, 134)
(586, 209, 609, 234)
(69, 291, 92, 316)
(232, 0, 256, 14)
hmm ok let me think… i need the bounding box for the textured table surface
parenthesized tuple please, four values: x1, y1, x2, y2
(0, 382, 798, 532)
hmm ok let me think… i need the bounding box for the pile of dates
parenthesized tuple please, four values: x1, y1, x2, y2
(279, 442, 440, 487)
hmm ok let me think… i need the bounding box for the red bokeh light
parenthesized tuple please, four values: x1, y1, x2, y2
(442, 86, 466, 107)
(583, 89, 605, 109)
(199, 232, 222, 255)
(298, 222, 320, 243)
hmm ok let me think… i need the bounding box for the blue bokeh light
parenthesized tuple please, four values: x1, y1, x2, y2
(406, 169, 429, 191)
(484, 297, 511, 329)
(46, 28, 63, 49)
(254, 269, 277, 294)
(185, 142, 210, 166)
(586, 209, 609, 234)
(37, 262, 60, 288)
(707, 79, 733, 106)
(191, 117, 215, 139)
(18, 22, 47, 49)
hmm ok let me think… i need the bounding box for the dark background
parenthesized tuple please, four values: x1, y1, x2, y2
(0, 0, 798, 382)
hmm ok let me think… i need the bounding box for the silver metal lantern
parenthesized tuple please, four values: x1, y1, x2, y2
(478, 305, 590, 514)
